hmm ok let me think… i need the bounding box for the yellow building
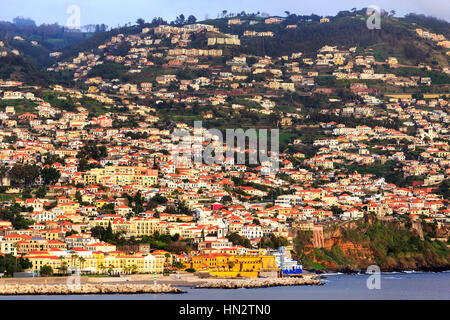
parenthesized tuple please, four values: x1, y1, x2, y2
(83, 166, 158, 187)
(190, 254, 278, 278)
(95, 252, 164, 274)
(95, 199, 110, 208)
(228, 222, 243, 233)
(387, 57, 398, 65)
(84, 173, 99, 185)
(58, 201, 80, 214)
(88, 86, 99, 93)
(25, 251, 164, 275)
(333, 56, 345, 65)
(130, 217, 162, 236)
(44, 230, 65, 241)
(25, 252, 97, 274)
(26, 255, 61, 273)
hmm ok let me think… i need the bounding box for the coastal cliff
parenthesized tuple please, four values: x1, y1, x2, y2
(294, 215, 450, 273)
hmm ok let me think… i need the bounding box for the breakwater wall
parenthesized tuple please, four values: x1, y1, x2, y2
(195, 277, 324, 289)
(0, 283, 185, 295)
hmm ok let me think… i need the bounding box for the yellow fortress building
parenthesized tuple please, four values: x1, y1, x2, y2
(190, 253, 279, 278)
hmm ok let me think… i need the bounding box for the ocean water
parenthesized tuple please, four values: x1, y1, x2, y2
(2, 272, 449, 300)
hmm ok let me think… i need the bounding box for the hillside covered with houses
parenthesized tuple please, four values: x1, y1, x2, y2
(0, 9, 448, 276)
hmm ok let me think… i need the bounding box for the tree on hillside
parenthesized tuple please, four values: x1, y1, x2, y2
(13, 16, 36, 27)
(3, 134, 17, 144)
(94, 24, 108, 32)
(77, 158, 89, 172)
(0, 203, 34, 230)
(35, 186, 47, 198)
(77, 141, 107, 160)
(151, 17, 167, 26)
(0, 254, 32, 275)
(436, 179, 450, 200)
(40, 265, 53, 277)
(187, 15, 197, 24)
(174, 14, 185, 26)
(41, 167, 61, 185)
(164, 200, 193, 216)
(226, 232, 252, 248)
(136, 18, 145, 27)
(9, 165, 40, 187)
(259, 235, 288, 249)
(105, 221, 114, 242)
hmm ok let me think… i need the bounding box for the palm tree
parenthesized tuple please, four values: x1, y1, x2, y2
(58, 256, 65, 275)
(62, 262, 68, 275)
(70, 252, 79, 272)
(99, 263, 106, 275)
(108, 264, 114, 275)
(0, 165, 8, 185)
(79, 257, 86, 273)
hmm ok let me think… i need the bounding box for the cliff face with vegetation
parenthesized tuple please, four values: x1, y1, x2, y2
(293, 216, 450, 272)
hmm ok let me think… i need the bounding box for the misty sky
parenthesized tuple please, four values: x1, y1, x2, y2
(0, 0, 448, 27)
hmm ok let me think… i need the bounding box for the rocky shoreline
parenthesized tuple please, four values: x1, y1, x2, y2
(0, 275, 327, 294)
(311, 266, 450, 274)
(0, 283, 185, 295)
(195, 277, 324, 289)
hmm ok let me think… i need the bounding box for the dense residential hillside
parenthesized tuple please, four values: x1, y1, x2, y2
(2, 10, 449, 78)
(51, 12, 450, 72)
(0, 8, 448, 278)
(201, 14, 447, 65)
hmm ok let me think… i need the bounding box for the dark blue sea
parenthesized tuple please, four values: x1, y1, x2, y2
(2, 272, 449, 300)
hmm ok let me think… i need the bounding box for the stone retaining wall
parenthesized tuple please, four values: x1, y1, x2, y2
(195, 277, 324, 289)
(0, 276, 89, 285)
(0, 283, 185, 295)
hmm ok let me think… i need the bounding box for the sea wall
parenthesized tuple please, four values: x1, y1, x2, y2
(208, 271, 259, 278)
(195, 277, 324, 289)
(0, 283, 185, 295)
(0, 276, 90, 285)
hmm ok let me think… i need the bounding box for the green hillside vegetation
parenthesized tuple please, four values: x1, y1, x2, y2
(294, 215, 450, 271)
(58, 18, 171, 62)
(39, 90, 110, 115)
(0, 55, 73, 86)
(0, 99, 37, 115)
(4, 11, 448, 86)
(374, 65, 450, 84)
(91, 17, 448, 84)
(0, 21, 95, 66)
(198, 13, 449, 69)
